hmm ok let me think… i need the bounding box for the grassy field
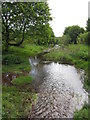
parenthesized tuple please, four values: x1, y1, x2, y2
(2, 44, 45, 118)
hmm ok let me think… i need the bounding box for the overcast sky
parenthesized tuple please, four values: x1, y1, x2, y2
(48, 0, 89, 37)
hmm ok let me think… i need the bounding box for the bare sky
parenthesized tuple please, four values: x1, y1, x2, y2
(48, 0, 89, 37)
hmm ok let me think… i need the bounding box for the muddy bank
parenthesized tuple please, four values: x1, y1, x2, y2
(2, 71, 29, 85)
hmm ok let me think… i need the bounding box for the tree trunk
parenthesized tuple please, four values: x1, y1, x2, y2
(5, 24, 9, 52)
(8, 23, 26, 46)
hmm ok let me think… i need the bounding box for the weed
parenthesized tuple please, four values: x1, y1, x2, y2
(12, 76, 33, 86)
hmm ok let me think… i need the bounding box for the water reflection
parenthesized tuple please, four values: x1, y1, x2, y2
(29, 57, 88, 118)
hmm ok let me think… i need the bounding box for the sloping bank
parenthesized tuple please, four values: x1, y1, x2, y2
(42, 44, 89, 119)
(2, 45, 45, 119)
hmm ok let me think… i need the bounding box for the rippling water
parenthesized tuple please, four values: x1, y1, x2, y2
(29, 57, 88, 118)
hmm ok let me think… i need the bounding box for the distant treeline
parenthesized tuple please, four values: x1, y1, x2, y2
(56, 19, 90, 46)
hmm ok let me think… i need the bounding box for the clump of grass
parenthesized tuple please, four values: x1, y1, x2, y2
(12, 76, 33, 86)
(8, 44, 44, 57)
(2, 62, 31, 74)
(44, 44, 88, 71)
(74, 104, 89, 119)
(2, 55, 23, 65)
(2, 86, 37, 118)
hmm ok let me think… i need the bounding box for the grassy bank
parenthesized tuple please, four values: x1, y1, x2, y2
(43, 44, 89, 89)
(74, 103, 89, 119)
(2, 85, 37, 118)
(2, 44, 44, 73)
(2, 44, 45, 119)
(44, 45, 88, 70)
(43, 44, 89, 119)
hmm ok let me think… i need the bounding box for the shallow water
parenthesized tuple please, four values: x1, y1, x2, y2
(29, 57, 88, 118)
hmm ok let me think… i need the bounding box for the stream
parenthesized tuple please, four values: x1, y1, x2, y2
(28, 56, 88, 118)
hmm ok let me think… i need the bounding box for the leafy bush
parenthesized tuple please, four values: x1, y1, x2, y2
(59, 35, 71, 45)
(63, 25, 84, 44)
(2, 55, 23, 65)
(77, 32, 88, 44)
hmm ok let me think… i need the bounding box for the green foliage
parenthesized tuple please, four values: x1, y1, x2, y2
(74, 108, 88, 119)
(64, 25, 84, 44)
(12, 76, 33, 86)
(77, 32, 88, 44)
(2, 2, 52, 50)
(86, 18, 90, 32)
(2, 62, 31, 74)
(2, 45, 44, 73)
(44, 44, 88, 71)
(59, 35, 71, 45)
(9, 45, 44, 57)
(2, 55, 23, 65)
(74, 104, 89, 119)
(2, 85, 37, 118)
(26, 23, 55, 45)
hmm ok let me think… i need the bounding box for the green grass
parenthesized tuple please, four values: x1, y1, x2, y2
(2, 44, 44, 118)
(2, 44, 44, 74)
(74, 104, 89, 119)
(44, 44, 88, 70)
(2, 85, 37, 118)
(12, 76, 33, 86)
(8, 44, 44, 57)
(2, 60, 31, 74)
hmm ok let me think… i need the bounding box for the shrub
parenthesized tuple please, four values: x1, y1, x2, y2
(59, 35, 71, 45)
(77, 32, 88, 44)
(2, 55, 23, 65)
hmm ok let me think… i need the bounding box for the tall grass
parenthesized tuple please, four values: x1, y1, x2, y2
(2, 44, 44, 73)
(44, 44, 88, 71)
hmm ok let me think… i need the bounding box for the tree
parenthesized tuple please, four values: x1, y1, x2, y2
(63, 26, 72, 35)
(2, 2, 52, 51)
(86, 18, 90, 32)
(59, 35, 71, 45)
(77, 32, 88, 44)
(26, 23, 55, 45)
(35, 24, 55, 45)
(63, 25, 84, 44)
(86, 19, 90, 45)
